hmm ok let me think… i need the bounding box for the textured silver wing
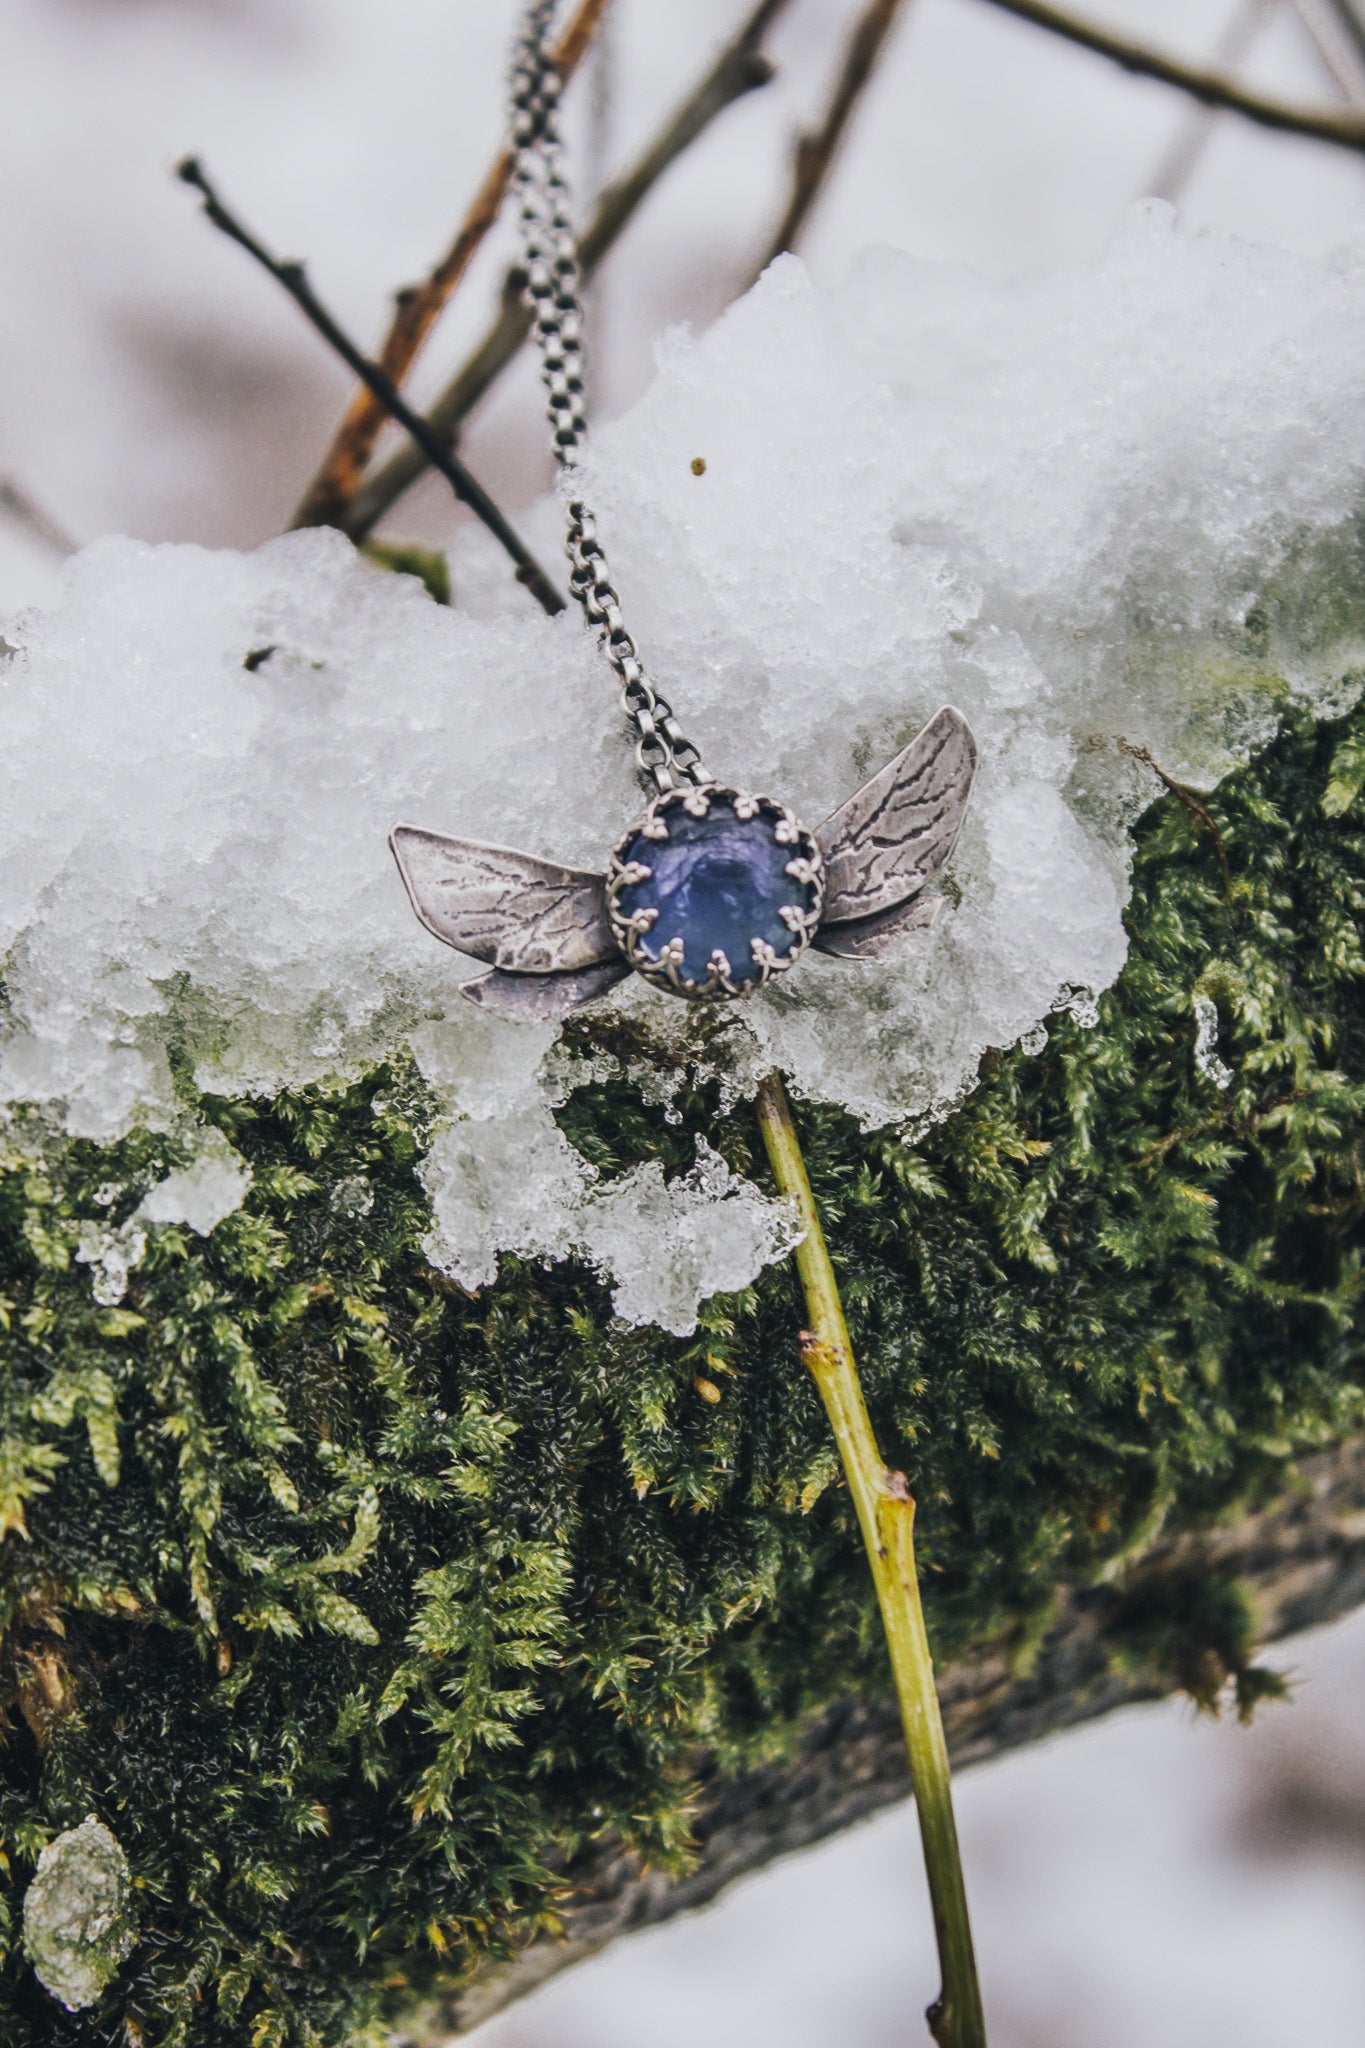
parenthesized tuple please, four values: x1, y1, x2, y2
(461, 958, 630, 1022)
(812, 890, 941, 961)
(816, 707, 977, 926)
(390, 826, 616, 974)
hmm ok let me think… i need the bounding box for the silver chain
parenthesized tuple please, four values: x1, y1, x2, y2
(510, 0, 709, 793)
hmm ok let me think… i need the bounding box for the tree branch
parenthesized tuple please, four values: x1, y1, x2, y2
(292, 0, 612, 531)
(399, 1433, 1365, 2041)
(753, 0, 915, 279)
(175, 158, 565, 616)
(976, 0, 1365, 151)
(339, 0, 794, 545)
(0, 477, 77, 558)
(1293, 0, 1365, 101)
(1142, 0, 1279, 207)
(1323, 0, 1365, 73)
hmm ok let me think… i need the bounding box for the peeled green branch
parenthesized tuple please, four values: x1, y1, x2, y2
(756, 1071, 985, 2048)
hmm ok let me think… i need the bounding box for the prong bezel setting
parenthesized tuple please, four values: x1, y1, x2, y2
(606, 784, 825, 1002)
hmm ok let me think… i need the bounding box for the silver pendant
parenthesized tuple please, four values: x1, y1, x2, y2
(391, 707, 977, 1023)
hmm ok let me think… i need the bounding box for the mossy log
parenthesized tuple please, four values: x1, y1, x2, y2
(2, 700, 1364, 2047)
(429, 1432, 1365, 2037)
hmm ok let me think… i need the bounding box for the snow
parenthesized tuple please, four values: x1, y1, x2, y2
(75, 1220, 148, 1311)
(22, 1817, 136, 2013)
(2, 213, 1363, 1328)
(1192, 991, 1233, 1092)
(137, 1129, 253, 1237)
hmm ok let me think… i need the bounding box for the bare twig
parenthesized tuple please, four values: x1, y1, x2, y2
(754, 0, 914, 278)
(977, 0, 1365, 151)
(1121, 740, 1232, 893)
(1144, 0, 1280, 206)
(0, 478, 77, 558)
(339, 0, 793, 544)
(293, 0, 612, 530)
(1293, 0, 1365, 102)
(1323, 0, 1365, 70)
(176, 158, 565, 616)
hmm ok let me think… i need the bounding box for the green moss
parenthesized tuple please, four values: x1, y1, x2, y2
(357, 540, 452, 607)
(1, 699, 1364, 2045)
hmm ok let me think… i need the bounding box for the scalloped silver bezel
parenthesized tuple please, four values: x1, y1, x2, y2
(605, 785, 826, 1002)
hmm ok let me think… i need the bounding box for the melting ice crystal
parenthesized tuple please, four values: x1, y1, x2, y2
(23, 1817, 136, 2010)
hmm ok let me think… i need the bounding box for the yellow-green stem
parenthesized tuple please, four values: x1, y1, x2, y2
(755, 1071, 987, 2048)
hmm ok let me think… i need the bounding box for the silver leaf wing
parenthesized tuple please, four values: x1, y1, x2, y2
(815, 707, 977, 926)
(812, 890, 941, 961)
(461, 958, 631, 1023)
(390, 825, 617, 974)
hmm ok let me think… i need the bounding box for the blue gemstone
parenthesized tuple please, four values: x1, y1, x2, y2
(616, 796, 811, 989)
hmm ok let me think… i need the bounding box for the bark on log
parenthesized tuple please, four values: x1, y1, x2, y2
(407, 1437, 1365, 2040)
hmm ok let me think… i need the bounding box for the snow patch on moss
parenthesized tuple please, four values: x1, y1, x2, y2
(138, 1129, 252, 1236)
(1, 211, 1363, 1326)
(22, 1817, 136, 2011)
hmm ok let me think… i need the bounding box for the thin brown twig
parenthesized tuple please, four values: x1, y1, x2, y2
(1293, 0, 1365, 102)
(1121, 739, 1233, 893)
(1323, 0, 1365, 72)
(753, 0, 915, 278)
(176, 157, 565, 617)
(0, 477, 77, 558)
(293, 0, 612, 530)
(978, 0, 1365, 150)
(338, 0, 793, 544)
(1143, 0, 1279, 207)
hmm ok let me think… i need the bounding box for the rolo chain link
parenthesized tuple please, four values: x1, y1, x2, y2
(510, 0, 709, 792)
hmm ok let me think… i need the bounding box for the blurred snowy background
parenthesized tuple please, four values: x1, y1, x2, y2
(3, 0, 1365, 2041)
(4, 0, 1365, 612)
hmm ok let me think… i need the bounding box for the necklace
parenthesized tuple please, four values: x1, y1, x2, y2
(390, 0, 978, 1024)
